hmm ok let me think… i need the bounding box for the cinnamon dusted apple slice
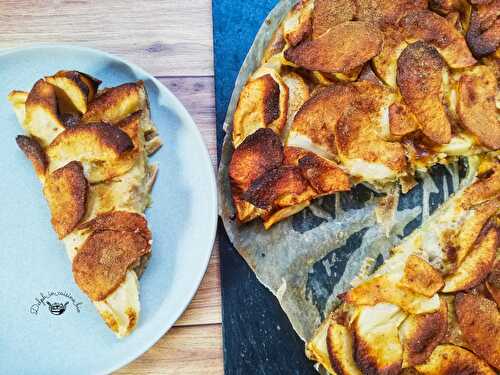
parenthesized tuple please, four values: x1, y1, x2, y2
(232, 73, 288, 147)
(43, 161, 88, 239)
(398, 255, 444, 297)
(415, 345, 496, 374)
(397, 42, 452, 145)
(15, 135, 48, 177)
(486, 261, 500, 306)
(400, 10, 477, 68)
(455, 293, 500, 370)
(46, 70, 101, 114)
(354, 0, 427, 26)
(22, 79, 65, 146)
(442, 223, 497, 292)
(372, 26, 408, 88)
(284, 21, 383, 74)
(456, 65, 500, 150)
(46, 122, 135, 183)
(312, 0, 356, 38)
(388, 102, 419, 138)
(283, 0, 313, 46)
(326, 322, 361, 375)
(399, 299, 448, 368)
(352, 303, 406, 375)
(460, 164, 500, 208)
(73, 227, 151, 301)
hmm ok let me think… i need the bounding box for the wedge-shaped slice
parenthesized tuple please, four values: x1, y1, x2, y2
(23, 79, 65, 146)
(353, 303, 406, 375)
(400, 10, 477, 68)
(15, 135, 48, 177)
(415, 345, 496, 374)
(312, 0, 355, 38)
(284, 21, 383, 74)
(354, 0, 427, 26)
(443, 223, 497, 292)
(43, 161, 88, 239)
(283, 147, 351, 195)
(287, 84, 353, 159)
(46, 123, 135, 183)
(372, 27, 408, 88)
(281, 72, 310, 140)
(399, 299, 448, 367)
(397, 42, 452, 145)
(283, 0, 313, 46)
(7, 90, 28, 125)
(327, 323, 361, 375)
(456, 65, 500, 150)
(467, 0, 500, 57)
(455, 293, 500, 369)
(398, 255, 444, 297)
(46, 70, 101, 114)
(232, 73, 288, 147)
(242, 166, 316, 211)
(82, 81, 146, 125)
(342, 275, 441, 314)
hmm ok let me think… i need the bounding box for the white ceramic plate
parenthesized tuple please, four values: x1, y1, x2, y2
(0, 45, 217, 374)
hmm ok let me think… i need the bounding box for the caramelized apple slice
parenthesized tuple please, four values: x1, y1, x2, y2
(456, 65, 500, 150)
(43, 161, 88, 239)
(400, 10, 476, 68)
(398, 255, 444, 297)
(467, 0, 500, 57)
(46, 122, 135, 183)
(283, 0, 313, 46)
(284, 21, 383, 74)
(355, 0, 427, 26)
(15, 135, 48, 177)
(397, 41, 452, 144)
(232, 73, 288, 147)
(23, 79, 65, 146)
(327, 323, 362, 375)
(455, 293, 500, 369)
(443, 224, 497, 292)
(46, 70, 101, 114)
(415, 345, 496, 374)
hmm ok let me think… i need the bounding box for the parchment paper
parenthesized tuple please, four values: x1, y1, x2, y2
(218, 0, 473, 344)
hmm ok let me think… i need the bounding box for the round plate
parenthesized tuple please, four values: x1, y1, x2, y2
(0, 45, 217, 374)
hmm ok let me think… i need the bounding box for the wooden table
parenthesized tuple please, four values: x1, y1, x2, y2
(0, 1, 223, 373)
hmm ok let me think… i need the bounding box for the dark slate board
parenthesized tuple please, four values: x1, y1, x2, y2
(212, 1, 318, 374)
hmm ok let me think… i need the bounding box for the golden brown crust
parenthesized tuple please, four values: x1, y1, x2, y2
(82, 81, 145, 125)
(232, 74, 288, 147)
(467, 1, 500, 57)
(43, 161, 88, 239)
(229, 128, 284, 194)
(415, 344, 496, 374)
(455, 293, 500, 369)
(312, 0, 356, 38)
(400, 10, 476, 68)
(397, 41, 452, 145)
(78, 211, 151, 242)
(461, 164, 500, 208)
(456, 65, 500, 150)
(486, 261, 500, 306)
(72, 229, 151, 301)
(400, 300, 448, 367)
(15, 135, 48, 176)
(327, 323, 362, 375)
(242, 166, 314, 210)
(283, 147, 351, 194)
(399, 255, 444, 297)
(284, 21, 383, 74)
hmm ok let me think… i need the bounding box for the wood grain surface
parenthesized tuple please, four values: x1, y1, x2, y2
(1, 1, 222, 373)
